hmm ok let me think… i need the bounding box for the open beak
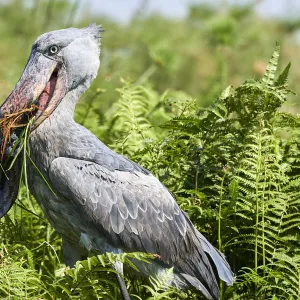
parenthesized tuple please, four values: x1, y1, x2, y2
(0, 50, 67, 129)
(0, 50, 67, 218)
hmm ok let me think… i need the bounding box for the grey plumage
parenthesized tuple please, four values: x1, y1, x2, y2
(0, 24, 234, 300)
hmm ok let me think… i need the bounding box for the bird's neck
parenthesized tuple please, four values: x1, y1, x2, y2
(31, 82, 89, 137)
(29, 81, 93, 172)
(54, 83, 87, 118)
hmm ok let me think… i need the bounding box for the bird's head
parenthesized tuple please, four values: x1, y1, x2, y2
(0, 24, 102, 218)
(0, 23, 103, 128)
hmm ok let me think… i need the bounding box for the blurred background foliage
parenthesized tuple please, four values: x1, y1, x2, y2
(1, 0, 300, 114)
(2, 0, 300, 299)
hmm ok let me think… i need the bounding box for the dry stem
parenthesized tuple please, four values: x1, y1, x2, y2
(0, 105, 37, 160)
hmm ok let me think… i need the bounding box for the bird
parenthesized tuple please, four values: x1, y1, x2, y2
(0, 24, 234, 300)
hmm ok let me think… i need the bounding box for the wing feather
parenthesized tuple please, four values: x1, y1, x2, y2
(49, 157, 188, 253)
(48, 156, 226, 298)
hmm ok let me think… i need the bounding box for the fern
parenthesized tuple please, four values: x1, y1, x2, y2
(262, 44, 280, 87)
(0, 244, 48, 298)
(2, 40, 300, 299)
(150, 45, 300, 299)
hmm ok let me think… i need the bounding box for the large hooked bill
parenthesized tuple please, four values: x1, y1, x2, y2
(0, 50, 67, 218)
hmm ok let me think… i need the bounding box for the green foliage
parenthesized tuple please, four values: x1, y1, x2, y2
(48, 252, 155, 299)
(3, 42, 300, 299)
(2, 1, 300, 299)
(76, 45, 300, 299)
(146, 46, 299, 300)
(0, 244, 48, 298)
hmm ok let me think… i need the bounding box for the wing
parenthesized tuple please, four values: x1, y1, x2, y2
(49, 156, 221, 297)
(49, 157, 188, 261)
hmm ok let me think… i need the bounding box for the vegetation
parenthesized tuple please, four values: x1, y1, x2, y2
(1, 1, 300, 299)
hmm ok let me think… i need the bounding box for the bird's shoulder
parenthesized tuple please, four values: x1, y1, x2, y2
(63, 123, 150, 175)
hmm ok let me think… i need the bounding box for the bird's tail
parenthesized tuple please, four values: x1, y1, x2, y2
(176, 219, 234, 300)
(196, 231, 235, 286)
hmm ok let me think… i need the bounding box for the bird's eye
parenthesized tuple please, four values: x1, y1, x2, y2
(48, 45, 59, 55)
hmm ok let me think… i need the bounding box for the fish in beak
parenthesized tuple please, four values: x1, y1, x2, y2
(0, 45, 68, 218)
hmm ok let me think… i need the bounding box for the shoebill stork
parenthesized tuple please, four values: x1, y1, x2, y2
(0, 24, 234, 300)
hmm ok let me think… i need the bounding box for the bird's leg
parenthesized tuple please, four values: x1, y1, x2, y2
(114, 260, 131, 300)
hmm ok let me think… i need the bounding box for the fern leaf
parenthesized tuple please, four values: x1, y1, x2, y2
(275, 62, 291, 86)
(262, 43, 280, 86)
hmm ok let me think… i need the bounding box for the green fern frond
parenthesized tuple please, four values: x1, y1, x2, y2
(262, 43, 280, 86)
(275, 62, 291, 87)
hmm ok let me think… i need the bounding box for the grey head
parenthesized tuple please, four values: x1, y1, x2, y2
(0, 24, 103, 217)
(0, 23, 103, 128)
(35, 24, 102, 92)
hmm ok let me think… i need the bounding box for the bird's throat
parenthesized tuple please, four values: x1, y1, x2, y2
(37, 68, 58, 112)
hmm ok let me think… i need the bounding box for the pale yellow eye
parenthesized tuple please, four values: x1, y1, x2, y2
(49, 45, 59, 55)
